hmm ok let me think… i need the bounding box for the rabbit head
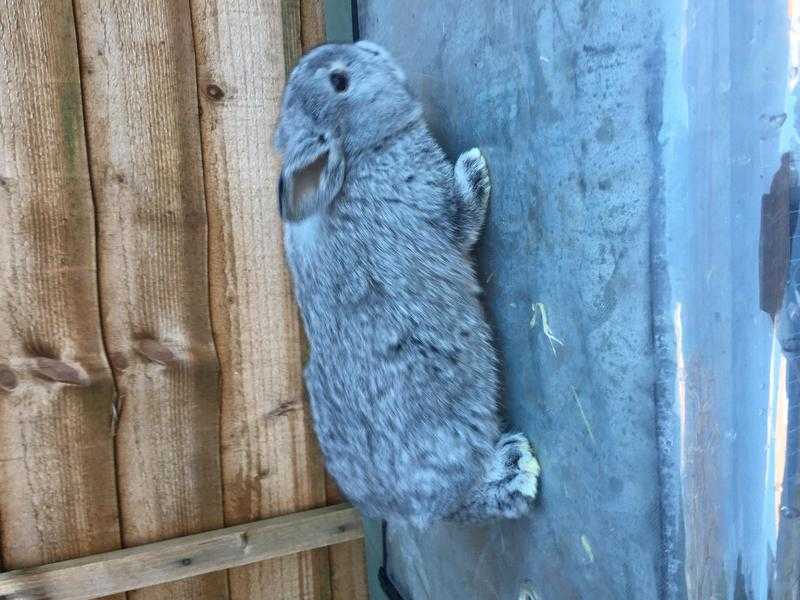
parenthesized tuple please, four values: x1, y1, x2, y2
(275, 41, 422, 222)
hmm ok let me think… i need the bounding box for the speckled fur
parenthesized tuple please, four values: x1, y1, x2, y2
(276, 41, 539, 526)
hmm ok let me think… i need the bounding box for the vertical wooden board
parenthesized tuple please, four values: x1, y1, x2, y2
(0, 0, 124, 586)
(191, 1, 332, 598)
(282, 0, 304, 74)
(72, 1, 228, 599)
(300, 0, 326, 50)
(297, 3, 368, 598)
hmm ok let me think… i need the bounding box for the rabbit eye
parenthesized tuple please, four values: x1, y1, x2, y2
(329, 70, 349, 93)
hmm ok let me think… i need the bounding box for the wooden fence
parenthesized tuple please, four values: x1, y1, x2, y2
(0, 1, 366, 598)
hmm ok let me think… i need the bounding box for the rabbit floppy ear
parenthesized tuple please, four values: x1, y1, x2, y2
(279, 137, 345, 222)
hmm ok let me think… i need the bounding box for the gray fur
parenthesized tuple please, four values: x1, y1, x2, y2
(276, 42, 540, 526)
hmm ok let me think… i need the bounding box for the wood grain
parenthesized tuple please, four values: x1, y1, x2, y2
(0, 0, 124, 587)
(300, 0, 326, 51)
(0, 504, 364, 600)
(73, 1, 228, 598)
(191, 1, 333, 598)
(281, 0, 303, 73)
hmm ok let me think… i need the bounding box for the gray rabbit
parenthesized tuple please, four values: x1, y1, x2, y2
(276, 41, 540, 526)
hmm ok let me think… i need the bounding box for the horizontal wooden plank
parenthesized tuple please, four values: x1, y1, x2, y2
(0, 504, 363, 600)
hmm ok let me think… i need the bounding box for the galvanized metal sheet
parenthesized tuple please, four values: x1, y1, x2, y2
(356, 1, 800, 598)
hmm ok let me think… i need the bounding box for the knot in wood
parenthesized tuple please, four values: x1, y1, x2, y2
(0, 365, 17, 391)
(134, 339, 177, 366)
(205, 84, 225, 101)
(32, 358, 89, 386)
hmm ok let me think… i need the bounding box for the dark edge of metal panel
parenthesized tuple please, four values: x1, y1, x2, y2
(351, 0, 360, 40)
(378, 520, 407, 600)
(650, 10, 687, 600)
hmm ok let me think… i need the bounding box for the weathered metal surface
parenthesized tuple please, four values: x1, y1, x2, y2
(360, 2, 662, 598)
(358, 1, 800, 598)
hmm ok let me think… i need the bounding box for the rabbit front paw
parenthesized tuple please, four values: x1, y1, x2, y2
(453, 148, 492, 251)
(498, 432, 540, 499)
(455, 147, 491, 211)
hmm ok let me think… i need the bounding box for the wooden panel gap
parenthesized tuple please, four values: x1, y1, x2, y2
(69, 8, 129, 599)
(188, 2, 237, 599)
(73, 1, 229, 598)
